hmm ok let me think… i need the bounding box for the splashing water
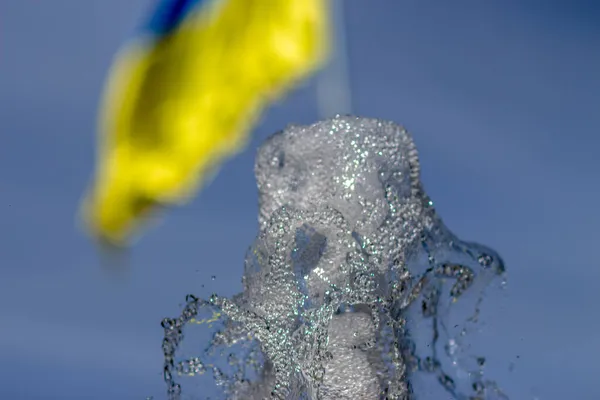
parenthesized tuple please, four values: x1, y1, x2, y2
(160, 117, 509, 399)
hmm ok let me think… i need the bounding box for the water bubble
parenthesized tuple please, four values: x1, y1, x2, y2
(478, 254, 493, 267)
(185, 294, 198, 303)
(161, 318, 175, 330)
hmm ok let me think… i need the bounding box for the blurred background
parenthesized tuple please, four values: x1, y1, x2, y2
(1, 1, 599, 398)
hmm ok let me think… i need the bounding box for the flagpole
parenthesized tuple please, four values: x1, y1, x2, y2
(316, 0, 353, 119)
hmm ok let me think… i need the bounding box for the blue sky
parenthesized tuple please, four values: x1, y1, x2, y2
(1, 1, 599, 398)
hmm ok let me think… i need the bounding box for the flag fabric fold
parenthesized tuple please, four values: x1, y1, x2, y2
(81, 0, 330, 246)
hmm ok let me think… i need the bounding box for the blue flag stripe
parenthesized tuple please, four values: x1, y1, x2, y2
(143, 0, 207, 36)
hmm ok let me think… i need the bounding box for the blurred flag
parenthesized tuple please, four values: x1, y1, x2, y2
(80, 0, 330, 247)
